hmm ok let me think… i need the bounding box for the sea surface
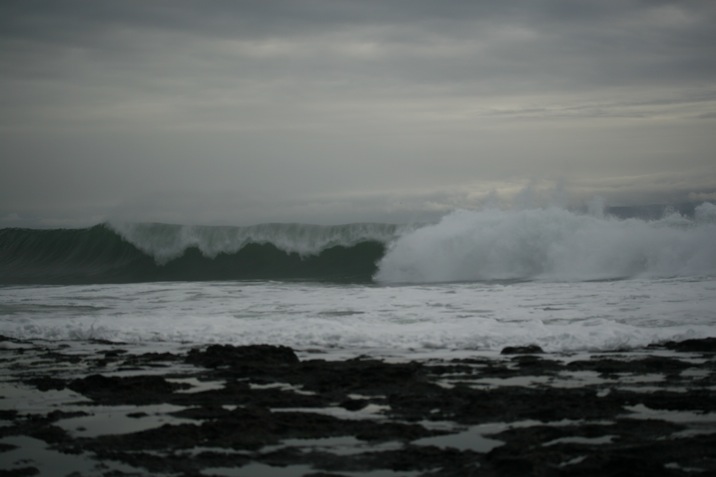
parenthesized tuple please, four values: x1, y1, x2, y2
(2, 204, 715, 356)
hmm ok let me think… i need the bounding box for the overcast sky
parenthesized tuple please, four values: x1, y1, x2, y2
(1, 0, 715, 227)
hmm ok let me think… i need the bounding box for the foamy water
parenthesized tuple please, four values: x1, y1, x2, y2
(1, 276, 714, 354)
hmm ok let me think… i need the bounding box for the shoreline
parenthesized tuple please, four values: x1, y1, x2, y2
(1, 336, 716, 476)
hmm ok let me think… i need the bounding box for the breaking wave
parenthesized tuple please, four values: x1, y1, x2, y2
(1, 203, 714, 284)
(0, 222, 400, 284)
(375, 202, 716, 283)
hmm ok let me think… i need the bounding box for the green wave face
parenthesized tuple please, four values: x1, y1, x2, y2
(0, 224, 391, 284)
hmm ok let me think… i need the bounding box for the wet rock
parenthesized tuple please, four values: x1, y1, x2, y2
(0, 442, 18, 453)
(0, 410, 18, 421)
(663, 337, 716, 353)
(340, 398, 368, 411)
(304, 473, 350, 477)
(27, 425, 68, 445)
(567, 356, 691, 377)
(6, 337, 716, 476)
(24, 377, 65, 391)
(186, 344, 299, 369)
(359, 445, 482, 474)
(45, 410, 88, 421)
(102, 349, 127, 358)
(297, 359, 424, 395)
(88, 406, 440, 455)
(510, 354, 562, 371)
(120, 351, 181, 368)
(485, 419, 689, 477)
(638, 389, 716, 412)
(68, 374, 189, 404)
(501, 344, 543, 354)
(0, 467, 40, 476)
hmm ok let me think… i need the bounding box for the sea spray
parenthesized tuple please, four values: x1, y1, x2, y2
(374, 204, 716, 283)
(109, 221, 403, 264)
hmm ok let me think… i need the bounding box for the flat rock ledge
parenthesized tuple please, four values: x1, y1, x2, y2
(1, 337, 716, 476)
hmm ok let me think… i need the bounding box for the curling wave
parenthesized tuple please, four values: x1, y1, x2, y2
(0, 222, 401, 284)
(1, 203, 715, 285)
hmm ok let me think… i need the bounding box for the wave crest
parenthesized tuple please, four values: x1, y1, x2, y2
(109, 221, 402, 264)
(0, 222, 399, 284)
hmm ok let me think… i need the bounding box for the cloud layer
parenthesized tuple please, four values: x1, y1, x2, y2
(1, 0, 715, 226)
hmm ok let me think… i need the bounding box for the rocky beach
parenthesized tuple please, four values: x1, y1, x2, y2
(2, 336, 716, 476)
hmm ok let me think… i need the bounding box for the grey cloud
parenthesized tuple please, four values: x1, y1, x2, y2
(4, 1, 715, 98)
(1, 1, 715, 227)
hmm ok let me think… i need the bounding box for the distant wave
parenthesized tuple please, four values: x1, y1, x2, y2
(1, 203, 715, 285)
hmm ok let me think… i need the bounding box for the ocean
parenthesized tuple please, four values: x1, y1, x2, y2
(2, 204, 715, 356)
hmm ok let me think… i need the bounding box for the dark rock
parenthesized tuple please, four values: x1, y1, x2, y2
(88, 407, 440, 454)
(120, 352, 180, 367)
(27, 425, 68, 444)
(0, 442, 18, 453)
(102, 349, 127, 358)
(501, 344, 544, 355)
(0, 467, 40, 477)
(663, 337, 716, 353)
(510, 354, 561, 370)
(8, 338, 716, 476)
(340, 398, 368, 411)
(68, 374, 189, 404)
(639, 389, 716, 412)
(298, 359, 424, 395)
(45, 410, 88, 421)
(303, 472, 346, 477)
(186, 344, 299, 369)
(359, 445, 482, 474)
(568, 356, 691, 377)
(24, 377, 65, 391)
(0, 410, 18, 420)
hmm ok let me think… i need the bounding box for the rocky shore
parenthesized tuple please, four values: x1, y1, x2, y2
(1, 336, 716, 476)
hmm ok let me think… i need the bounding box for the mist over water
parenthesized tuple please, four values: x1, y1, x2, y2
(375, 203, 716, 283)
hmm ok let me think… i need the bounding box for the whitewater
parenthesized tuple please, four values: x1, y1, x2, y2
(1, 204, 715, 355)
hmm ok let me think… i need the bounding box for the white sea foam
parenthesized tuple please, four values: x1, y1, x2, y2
(1, 277, 714, 354)
(375, 204, 716, 283)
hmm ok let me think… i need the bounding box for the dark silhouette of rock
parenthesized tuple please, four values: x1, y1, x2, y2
(500, 344, 543, 354)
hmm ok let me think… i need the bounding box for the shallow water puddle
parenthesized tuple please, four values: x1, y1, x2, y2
(0, 435, 141, 475)
(414, 422, 505, 453)
(544, 435, 616, 446)
(56, 403, 192, 437)
(204, 463, 424, 477)
(272, 404, 390, 421)
(625, 403, 716, 427)
(202, 462, 315, 477)
(249, 381, 317, 396)
(0, 381, 89, 411)
(168, 376, 226, 393)
(263, 435, 403, 457)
